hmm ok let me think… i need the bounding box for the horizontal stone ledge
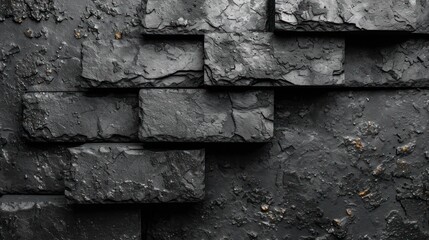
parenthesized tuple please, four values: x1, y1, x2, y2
(0, 195, 141, 239)
(344, 38, 429, 87)
(139, 89, 274, 142)
(22, 92, 138, 142)
(204, 32, 345, 87)
(65, 144, 205, 204)
(81, 39, 203, 88)
(275, 0, 429, 33)
(141, 0, 268, 35)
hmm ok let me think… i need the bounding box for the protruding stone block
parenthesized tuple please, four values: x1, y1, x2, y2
(204, 33, 344, 86)
(65, 144, 205, 204)
(139, 89, 274, 142)
(345, 38, 429, 87)
(22, 92, 138, 142)
(141, 0, 268, 35)
(81, 39, 203, 88)
(0, 195, 141, 239)
(275, 0, 421, 32)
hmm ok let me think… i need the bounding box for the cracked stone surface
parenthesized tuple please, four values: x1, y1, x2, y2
(275, 0, 423, 32)
(141, 0, 268, 34)
(345, 37, 429, 87)
(81, 39, 204, 88)
(0, 0, 144, 194)
(204, 32, 345, 86)
(139, 89, 274, 142)
(22, 92, 138, 142)
(65, 144, 205, 204)
(0, 195, 141, 239)
(145, 89, 429, 239)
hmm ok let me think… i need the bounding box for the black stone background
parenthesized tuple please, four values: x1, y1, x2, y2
(1, 0, 429, 239)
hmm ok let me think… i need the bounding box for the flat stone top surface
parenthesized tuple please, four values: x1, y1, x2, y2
(142, 0, 268, 34)
(275, 0, 421, 32)
(139, 89, 274, 142)
(204, 32, 345, 86)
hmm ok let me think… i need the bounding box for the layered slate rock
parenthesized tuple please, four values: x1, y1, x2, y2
(81, 39, 203, 88)
(22, 92, 138, 142)
(204, 33, 344, 86)
(0, 195, 141, 239)
(141, 0, 267, 34)
(65, 144, 205, 204)
(275, 0, 423, 32)
(345, 37, 429, 87)
(139, 89, 274, 142)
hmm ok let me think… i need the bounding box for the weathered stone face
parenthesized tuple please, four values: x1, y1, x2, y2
(22, 92, 138, 142)
(139, 89, 274, 142)
(204, 32, 345, 86)
(0, 195, 141, 239)
(141, 0, 268, 34)
(345, 37, 429, 87)
(65, 144, 205, 204)
(81, 39, 204, 88)
(275, 0, 421, 32)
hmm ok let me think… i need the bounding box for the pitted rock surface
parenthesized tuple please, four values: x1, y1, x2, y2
(65, 144, 205, 203)
(81, 39, 204, 88)
(275, 0, 422, 32)
(22, 92, 138, 142)
(139, 89, 274, 142)
(204, 32, 344, 86)
(141, 0, 268, 34)
(0, 195, 141, 239)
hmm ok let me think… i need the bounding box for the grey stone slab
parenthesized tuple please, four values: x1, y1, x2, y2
(81, 39, 204, 88)
(204, 32, 344, 86)
(139, 89, 274, 142)
(65, 144, 205, 204)
(345, 37, 429, 87)
(141, 0, 268, 34)
(275, 0, 422, 32)
(22, 92, 138, 142)
(0, 195, 141, 240)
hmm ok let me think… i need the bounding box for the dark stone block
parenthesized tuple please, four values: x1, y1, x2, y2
(22, 92, 138, 142)
(345, 37, 429, 87)
(141, 0, 268, 34)
(275, 0, 422, 32)
(204, 32, 344, 86)
(65, 144, 205, 204)
(81, 39, 203, 88)
(0, 195, 141, 239)
(139, 89, 274, 142)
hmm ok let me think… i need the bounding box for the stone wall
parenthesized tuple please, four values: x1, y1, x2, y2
(1, 0, 429, 239)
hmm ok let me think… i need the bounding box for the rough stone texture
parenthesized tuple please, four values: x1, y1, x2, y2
(204, 33, 345, 86)
(22, 92, 138, 142)
(139, 89, 274, 142)
(65, 144, 205, 204)
(81, 38, 204, 88)
(0, 195, 141, 239)
(0, 0, 143, 193)
(141, 0, 268, 35)
(275, 0, 423, 32)
(345, 37, 429, 87)
(0, 131, 71, 194)
(0, 0, 58, 23)
(145, 89, 429, 239)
